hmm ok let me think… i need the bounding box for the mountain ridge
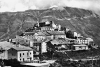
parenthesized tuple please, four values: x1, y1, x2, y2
(0, 7, 100, 45)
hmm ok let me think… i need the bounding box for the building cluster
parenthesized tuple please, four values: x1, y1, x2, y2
(0, 20, 96, 63)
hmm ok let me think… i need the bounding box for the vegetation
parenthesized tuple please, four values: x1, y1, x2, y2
(42, 47, 100, 67)
(0, 59, 21, 67)
(65, 30, 75, 39)
(0, 7, 100, 46)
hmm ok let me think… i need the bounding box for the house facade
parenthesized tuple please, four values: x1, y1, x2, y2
(17, 50, 33, 62)
(47, 31, 66, 39)
(40, 27, 54, 31)
(7, 48, 33, 62)
(72, 44, 89, 51)
(32, 41, 47, 53)
(50, 39, 69, 50)
(0, 41, 33, 62)
(76, 38, 89, 45)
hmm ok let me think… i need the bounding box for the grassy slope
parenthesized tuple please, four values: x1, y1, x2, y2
(0, 7, 100, 45)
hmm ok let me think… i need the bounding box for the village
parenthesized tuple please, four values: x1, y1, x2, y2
(0, 20, 99, 67)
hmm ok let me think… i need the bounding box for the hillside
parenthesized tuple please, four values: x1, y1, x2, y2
(0, 7, 100, 45)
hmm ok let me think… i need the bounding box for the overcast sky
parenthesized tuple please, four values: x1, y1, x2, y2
(0, 0, 100, 13)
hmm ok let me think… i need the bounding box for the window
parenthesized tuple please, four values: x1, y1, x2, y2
(20, 53, 21, 57)
(79, 46, 82, 49)
(27, 52, 29, 56)
(23, 53, 24, 55)
(23, 58, 24, 61)
(26, 40, 28, 42)
(30, 57, 32, 61)
(30, 52, 31, 55)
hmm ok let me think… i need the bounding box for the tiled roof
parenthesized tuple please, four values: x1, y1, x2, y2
(0, 41, 13, 50)
(22, 31, 51, 36)
(12, 45, 33, 51)
(24, 32, 35, 36)
(23, 31, 39, 36)
(73, 44, 87, 46)
(31, 38, 51, 43)
(32, 40, 44, 43)
(47, 31, 65, 35)
(35, 31, 51, 36)
(51, 39, 69, 44)
(0, 41, 32, 51)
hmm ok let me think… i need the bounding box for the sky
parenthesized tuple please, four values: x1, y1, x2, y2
(0, 0, 100, 13)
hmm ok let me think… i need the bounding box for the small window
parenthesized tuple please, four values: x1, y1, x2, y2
(79, 46, 82, 49)
(23, 53, 24, 55)
(20, 53, 21, 57)
(23, 58, 24, 61)
(30, 52, 31, 55)
(30, 57, 32, 61)
(27, 52, 29, 55)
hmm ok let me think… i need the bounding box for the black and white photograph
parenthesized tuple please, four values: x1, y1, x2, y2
(0, 0, 100, 67)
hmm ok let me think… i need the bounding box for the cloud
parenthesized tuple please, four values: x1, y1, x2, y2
(0, 0, 100, 12)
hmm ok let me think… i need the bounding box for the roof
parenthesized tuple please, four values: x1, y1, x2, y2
(0, 41, 13, 50)
(21, 31, 51, 36)
(24, 32, 35, 36)
(34, 31, 51, 36)
(73, 44, 87, 46)
(23, 31, 39, 36)
(51, 39, 69, 44)
(65, 38, 76, 40)
(41, 26, 53, 29)
(31, 38, 51, 43)
(86, 38, 93, 41)
(12, 45, 33, 51)
(47, 31, 65, 35)
(0, 41, 32, 51)
(32, 40, 44, 43)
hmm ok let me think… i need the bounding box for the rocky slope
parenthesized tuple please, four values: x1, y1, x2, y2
(0, 7, 100, 45)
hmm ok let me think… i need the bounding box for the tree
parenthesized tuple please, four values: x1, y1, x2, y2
(46, 41, 55, 59)
(65, 30, 74, 38)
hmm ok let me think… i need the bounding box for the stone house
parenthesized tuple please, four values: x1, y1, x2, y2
(47, 31, 66, 39)
(76, 38, 90, 45)
(72, 44, 89, 51)
(0, 41, 33, 62)
(40, 26, 54, 31)
(50, 39, 69, 50)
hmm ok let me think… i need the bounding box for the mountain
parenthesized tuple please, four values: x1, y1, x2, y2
(0, 7, 100, 45)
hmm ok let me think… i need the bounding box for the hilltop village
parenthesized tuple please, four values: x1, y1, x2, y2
(0, 20, 98, 65)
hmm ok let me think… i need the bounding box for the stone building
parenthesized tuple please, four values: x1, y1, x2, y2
(0, 41, 33, 62)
